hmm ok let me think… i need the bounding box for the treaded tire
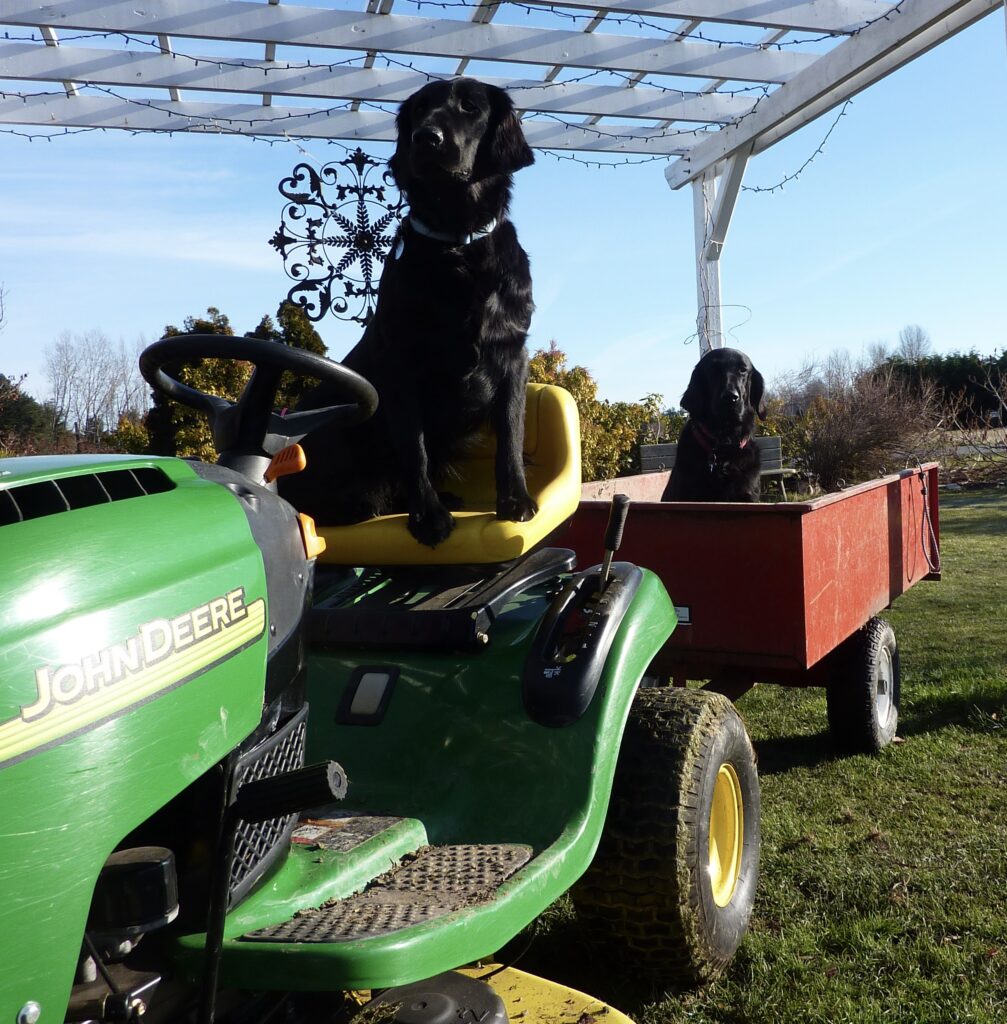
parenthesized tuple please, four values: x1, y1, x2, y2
(826, 616, 900, 754)
(572, 686, 760, 988)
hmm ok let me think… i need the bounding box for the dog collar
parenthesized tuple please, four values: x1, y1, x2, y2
(406, 214, 499, 247)
(691, 420, 749, 470)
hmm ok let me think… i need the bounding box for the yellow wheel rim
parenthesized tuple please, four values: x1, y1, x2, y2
(709, 762, 744, 908)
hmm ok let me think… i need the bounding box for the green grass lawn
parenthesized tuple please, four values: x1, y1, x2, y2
(514, 489, 1007, 1023)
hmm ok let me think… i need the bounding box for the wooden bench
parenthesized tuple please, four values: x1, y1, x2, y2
(639, 435, 799, 499)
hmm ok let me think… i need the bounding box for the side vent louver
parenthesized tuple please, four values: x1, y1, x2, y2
(0, 467, 174, 527)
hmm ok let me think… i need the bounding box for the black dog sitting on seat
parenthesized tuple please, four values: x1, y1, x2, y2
(280, 78, 537, 547)
(662, 347, 767, 503)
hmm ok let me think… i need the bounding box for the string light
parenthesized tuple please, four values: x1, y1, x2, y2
(376, 51, 772, 103)
(681, 304, 754, 348)
(742, 99, 853, 194)
(394, 0, 854, 49)
(0, 0, 910, 182)
(538, 149, 669, 169)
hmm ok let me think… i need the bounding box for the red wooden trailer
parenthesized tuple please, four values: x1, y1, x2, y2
(561, 463, 941, 753)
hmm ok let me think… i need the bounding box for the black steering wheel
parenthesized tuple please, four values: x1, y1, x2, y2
(139, 334, 378, 469)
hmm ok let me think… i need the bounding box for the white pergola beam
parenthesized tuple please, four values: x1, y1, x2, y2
(38, 24, 78, 97)
(750, 0, 1000, 152)
(0, 44, 757, 122)
(705, 146, 750, 260)
(155, 33, 182, 102)
(665, 0, 1002, 187)
(693, 170, 723, 353)
(3, 1, 815, 83)
(692, 147, 750, 350)
(0, 91, 703, 152)
(514, 0, 896, 33)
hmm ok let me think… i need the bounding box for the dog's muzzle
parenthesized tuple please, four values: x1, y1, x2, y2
(412, 125, 444, 151)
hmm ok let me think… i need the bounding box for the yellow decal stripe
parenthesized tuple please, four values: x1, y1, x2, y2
(0, 599, 265, 766)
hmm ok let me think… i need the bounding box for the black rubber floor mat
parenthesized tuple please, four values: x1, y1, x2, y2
(243, 843, 532, 943)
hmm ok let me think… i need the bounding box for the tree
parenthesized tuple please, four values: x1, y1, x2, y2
(864, 339, 891, 369)
(897, 324, 931, 364)
(146, 308, 252, 460)
(528, 341, 671, 481)
(0, 374, 59, 455)
(245, 300, 329, 410)
(774, 351, 944, 490)
(0, 373, 27, 454)
(43, 331, 151, 448)
(888, 349, 1007, 424)
(44, 331, 78, 439)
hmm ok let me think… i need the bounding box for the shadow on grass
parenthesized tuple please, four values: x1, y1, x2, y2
(941, 511, 1007, 536)
(753, 730, 835, 776)
(899, 688, 1006, 740)
(495, 914, 694, 1017)
(752, 689, 1006, 770)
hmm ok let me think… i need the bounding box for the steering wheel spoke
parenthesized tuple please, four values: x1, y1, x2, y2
(139, 334, 378, 475)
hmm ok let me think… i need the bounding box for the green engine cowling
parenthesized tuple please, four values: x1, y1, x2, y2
(0, 454, 307, 1021)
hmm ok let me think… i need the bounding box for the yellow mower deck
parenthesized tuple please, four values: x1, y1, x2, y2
(463, 965, 635, 1024)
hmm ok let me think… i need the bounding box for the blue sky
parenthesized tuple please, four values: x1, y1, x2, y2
(1, 13, 1005, 408)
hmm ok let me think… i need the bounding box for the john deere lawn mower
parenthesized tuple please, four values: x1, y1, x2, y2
(0, 336, 760, 1024)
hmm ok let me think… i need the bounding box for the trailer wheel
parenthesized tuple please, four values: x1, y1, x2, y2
(826, 616, 900, 754)
(572, 687, 760, 988)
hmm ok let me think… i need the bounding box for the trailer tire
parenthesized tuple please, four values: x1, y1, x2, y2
(572, 687, 760, 988)
(826, 616, 900, 754)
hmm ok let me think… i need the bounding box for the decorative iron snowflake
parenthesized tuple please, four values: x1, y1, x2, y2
(269, 148, 405, 326)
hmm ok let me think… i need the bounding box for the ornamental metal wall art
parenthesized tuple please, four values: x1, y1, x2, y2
(269, 148, 405, 326)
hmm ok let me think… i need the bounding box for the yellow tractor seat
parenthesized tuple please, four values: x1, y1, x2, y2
(317, 383, 581, 565)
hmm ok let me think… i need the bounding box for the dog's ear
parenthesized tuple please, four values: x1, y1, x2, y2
(388, 92, 415, 188)
(749, 366, 767, 420)
(481, 86, 534, 176)
(680, 362, 708, 419)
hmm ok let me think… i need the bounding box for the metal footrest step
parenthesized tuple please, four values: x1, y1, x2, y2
(242, 843, 531, 944)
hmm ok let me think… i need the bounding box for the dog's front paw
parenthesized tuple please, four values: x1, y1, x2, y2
(437, 490, 465, 512)
(409, 501, 456, 548)
(497, 492, 538, 523)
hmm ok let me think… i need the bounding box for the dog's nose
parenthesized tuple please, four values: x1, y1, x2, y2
(723, 388, 741, 404)
(412, 125, 444, 149)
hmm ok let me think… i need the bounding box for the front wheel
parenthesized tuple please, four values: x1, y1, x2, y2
(572, 687, 760, 988)
(826, 617, 900, 754)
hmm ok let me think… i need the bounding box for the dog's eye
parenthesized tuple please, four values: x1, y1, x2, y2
(458, 98, 479, 114)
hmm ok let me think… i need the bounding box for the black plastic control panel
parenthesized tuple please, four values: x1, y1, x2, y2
(522, 562, 642, 727)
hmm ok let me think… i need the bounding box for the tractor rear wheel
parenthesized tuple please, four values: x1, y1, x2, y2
(571, 686, 760, 988)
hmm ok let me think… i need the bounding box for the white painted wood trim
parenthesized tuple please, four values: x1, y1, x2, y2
(514, 0, 897, 33)
(693, 170, 724, 353)
(705, 145, 750, 261)
(0, 44, 757, 122)
(665, 0, 1001, 187)
(0, 91, 700, 151)
(4, 1, 814, 83)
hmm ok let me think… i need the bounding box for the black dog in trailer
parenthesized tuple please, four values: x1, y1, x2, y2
(662, 347, 767, 503)
(280, 78, 537, 547)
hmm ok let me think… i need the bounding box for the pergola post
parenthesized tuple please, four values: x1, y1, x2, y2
(689, 146, 751, 354)
(692, 170, 722, 354)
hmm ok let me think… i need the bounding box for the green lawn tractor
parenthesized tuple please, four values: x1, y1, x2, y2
(0, 336, 760, 1024)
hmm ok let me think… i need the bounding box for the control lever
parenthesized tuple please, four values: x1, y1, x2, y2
(599, 493, 630, 590)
